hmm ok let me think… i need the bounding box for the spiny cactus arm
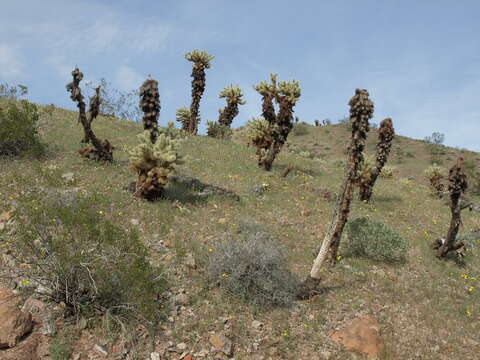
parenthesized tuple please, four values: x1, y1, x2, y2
(176, 107, 191, 131)
(219, 85, 246, 105)
(139, 77, 160, 143)
(185, 49, 214, 68)
(310, 89, 373, 278)
(278, 80, 301, 105)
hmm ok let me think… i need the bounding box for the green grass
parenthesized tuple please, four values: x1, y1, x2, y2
(0, 105, 479, 359)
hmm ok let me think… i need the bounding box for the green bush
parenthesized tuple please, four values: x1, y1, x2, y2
(0, 100, 46, 157)
(457, 230, 480, 253)
(344, 217, 408, 263)
(205, 221, 300, 307)
(206, 120, 233, 139)
(10, 190, 168, 325)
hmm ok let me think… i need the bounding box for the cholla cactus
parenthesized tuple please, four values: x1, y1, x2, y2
(139, 76, 160, 143)
(358, 118, 395, 201)
(217, 85, 245, 128)
(434, 158, 468, 258)
(310, 89, 373, 279)
(66, 67, 114, 161)
(246, 117, 274, 166)
(175, 107, 191, 131)
(185, 49, 214, 134)
(250, 74, 301, 170)
(425, 164, 446, 197)
(128, 131, 183, 200)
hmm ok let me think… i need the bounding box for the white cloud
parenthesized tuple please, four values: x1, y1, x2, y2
(0, 44, 24, 80)
(114, 65, 144, 91)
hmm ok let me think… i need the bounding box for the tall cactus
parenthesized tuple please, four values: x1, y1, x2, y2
(185, 49, 214, 134)
(358, 118, 395, 201)
(218, 85, 245, 127)
(66, 67, 114, 161)
(139, 76, 160, 143)
(434, 158, 468, 258)
(310, 89, 373, 278)
(249, 74, 301, 170)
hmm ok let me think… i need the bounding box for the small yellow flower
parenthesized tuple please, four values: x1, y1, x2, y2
(466, 310, 472, 317)
(303, 323, 308, 328)
(461, 274, 468, 280)
(282, 330, 289, 337)
(31, 199, 36, 203)
(221, 273, 229, 278)
(20, 280, 30, 286)
(336, 255, 342, 261)
(468, 286, 474, 293)
(98, 210, 104, 215)
(118, 212, 123, 216)
(470, 277, 477, 281)
(208, 248, 213, 252)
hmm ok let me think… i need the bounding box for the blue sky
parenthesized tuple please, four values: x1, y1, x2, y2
(1, 0, 479, 150)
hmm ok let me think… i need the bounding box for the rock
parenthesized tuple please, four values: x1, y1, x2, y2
(209, 333, 233, 356)
(150, 352, 160, 360)
(251, 320, 263, 330)
(329, 315, 383, 358)
(0, 333, 41, 360)
(177, 342, 187, 351)
(130, 219, 140, 226)
(0, 287, 33, 348)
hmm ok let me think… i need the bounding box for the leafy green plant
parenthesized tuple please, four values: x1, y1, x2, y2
(345, 217, 408, 263)
(0, 99, 46, 157)
(205, 221, 300, 307)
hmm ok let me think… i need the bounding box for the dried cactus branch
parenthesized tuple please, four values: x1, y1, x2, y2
(310, 89, 374, 278)
(66, 67, 114, 161)
(436, 158, 468, 258)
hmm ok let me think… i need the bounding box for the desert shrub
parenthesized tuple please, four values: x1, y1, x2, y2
(345, 217, 408, 263)
(457, 230, 480, 253)
(205, 221, 300, 307)
(405, 151, 415, 158)
(291, 122, 309, 136)
(0, 82, 28, 100)
(206, 120, 232, 139)
(425, 164, 446, 196)
(0, 99, 46, 157)
(9, 191, 168, 325)
(380, 165, 395, 178)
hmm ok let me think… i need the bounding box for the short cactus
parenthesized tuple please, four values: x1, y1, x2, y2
(128, 131, 183, 200)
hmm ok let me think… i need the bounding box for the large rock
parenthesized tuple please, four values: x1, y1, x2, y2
(329, 315, 383, 358)
(0, 288, 33, 348)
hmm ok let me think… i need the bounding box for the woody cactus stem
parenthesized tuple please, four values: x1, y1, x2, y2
(139, 76, 160, 143)
(436, 158, 468, 258)
(359, 118, 395, 201)
(218, 85, 245, 127)
(185, 50, 214, 134)
(252, 74, 301, 171)
(66, 67, 113, 161)
(310, 89, 373, 277)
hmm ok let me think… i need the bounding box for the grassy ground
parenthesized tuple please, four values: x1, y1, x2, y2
(1, 107, 479, 359)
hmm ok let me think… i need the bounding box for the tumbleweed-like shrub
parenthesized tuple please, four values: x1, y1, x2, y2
(205, 221, 300, 307)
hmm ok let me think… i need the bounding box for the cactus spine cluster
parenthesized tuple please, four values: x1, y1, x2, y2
(248, 73, 301, 171)
(358, 118, 395, 201)
(185, 49, 214, 134)
(139, 76, 160, 143)
(66, 67, 114, 161)
(434, 158, 468, 258)
(310, 89, 374, 278)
